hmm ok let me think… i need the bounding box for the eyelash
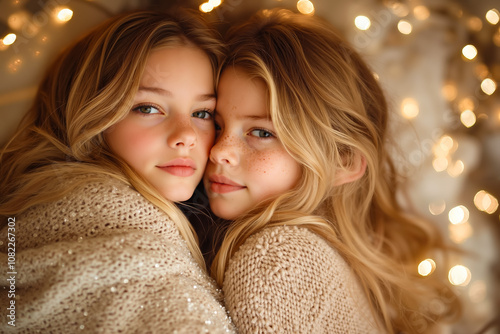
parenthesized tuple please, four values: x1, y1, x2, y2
(249, 128, 275, 139)
(132, 103, 214, 120)
(132, 103, 163, 116)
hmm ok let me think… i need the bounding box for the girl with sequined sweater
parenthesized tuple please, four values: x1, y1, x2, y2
(0, 10, 235, 333)
(203, 9, 460, 334)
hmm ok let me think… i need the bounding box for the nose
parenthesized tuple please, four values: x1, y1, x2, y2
(209, 132, 239, 166)
(167, 116, 196, 149)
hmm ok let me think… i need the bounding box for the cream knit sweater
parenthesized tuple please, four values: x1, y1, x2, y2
(0, 174, 235, 333)
(223, 225, 382, 333)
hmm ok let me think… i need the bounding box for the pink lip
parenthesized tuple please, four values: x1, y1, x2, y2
(157, 158, 196, 177)
(209, 174, 246, 194)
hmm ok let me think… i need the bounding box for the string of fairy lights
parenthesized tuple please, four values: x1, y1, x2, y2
(0, 0, 498, 323)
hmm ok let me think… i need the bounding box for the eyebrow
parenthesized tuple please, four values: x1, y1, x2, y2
(241, 115, 271, 121)
(138, 86, 216, 101)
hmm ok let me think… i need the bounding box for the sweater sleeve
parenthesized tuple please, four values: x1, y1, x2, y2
(0, 175, 235, 334)
(223, 225, 381, 334)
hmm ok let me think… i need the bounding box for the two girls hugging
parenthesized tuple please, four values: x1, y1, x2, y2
(0, 7, 460, 334)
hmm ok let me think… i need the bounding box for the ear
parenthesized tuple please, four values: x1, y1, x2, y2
(333, 151, 367, 186)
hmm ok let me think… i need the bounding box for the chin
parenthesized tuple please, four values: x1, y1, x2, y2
(210, 204, 239, 221)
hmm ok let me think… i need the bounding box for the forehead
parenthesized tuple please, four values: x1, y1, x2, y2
(217, 66, 270, 120)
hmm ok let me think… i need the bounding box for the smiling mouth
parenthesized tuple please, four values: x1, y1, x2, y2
(209, 175, 246, 194)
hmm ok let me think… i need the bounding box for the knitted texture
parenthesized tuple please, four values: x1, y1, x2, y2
(0, 174, 235, 333)
(223, 225, 382, 333)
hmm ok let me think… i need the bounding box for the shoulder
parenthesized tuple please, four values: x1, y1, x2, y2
(226, 225, 351, 290)
(10, 173, 179, 249)
(223, 225, 380, 333)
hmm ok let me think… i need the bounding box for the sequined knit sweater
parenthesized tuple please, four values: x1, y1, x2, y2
(223, 225, 382, 333)
(0, 174, 235, 333)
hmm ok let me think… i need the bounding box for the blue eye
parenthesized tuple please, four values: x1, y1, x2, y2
(133, 104, 161, 115)
(250, 129, 274, 138)
(192, 110, 213, 119)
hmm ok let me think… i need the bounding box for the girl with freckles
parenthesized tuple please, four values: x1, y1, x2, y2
(0, 10, 235, 333)
(204, 9, 460, 334)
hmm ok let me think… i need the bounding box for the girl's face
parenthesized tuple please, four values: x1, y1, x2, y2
(204, 67, 301, 220)
(106, 46, 215, 202)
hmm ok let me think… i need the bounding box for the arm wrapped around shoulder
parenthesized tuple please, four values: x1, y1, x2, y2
(223, 225, 382, 334)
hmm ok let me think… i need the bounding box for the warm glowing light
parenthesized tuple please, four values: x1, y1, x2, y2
(449, 265, 471, 286)
(418, 259, 436, 276)
(2, 33, 17, 46)
(449, 221, 473, 243)
(448, 205, 469, 225)
(442, 83, 457, 101)
(485, 9, 500, 25)
(439, 135, 454, 151)
(199, 2, 214, 13)
(474, 63, 489, 79)
(397, 20, 412, 34)
(413, 6, 430, 20)
(297, 0, 315, 15)
(462, 44, 478, 60)
(429, 200, 446, 215)
(494, 30, 500, 47)
(208, 0, 222, 7)
(467, 17, 483, 32)
(474, 190, 499, 214)
(447, 160, 464, 177)
(432, 157, 449, 172)
(480, 78, 496, 95)
(7, 11, 30, 30)
(469, 280, 487, 303)
(460, 110, 476, 128)
(458, 97, 475, 111)
(56, 8, 73, 22)
(354, 15, 371, 30)
(389, 2, 410, 17)
(401, 98, 419, 119)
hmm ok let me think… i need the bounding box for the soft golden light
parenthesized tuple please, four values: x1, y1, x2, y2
(449, 221, 473, 243)
(297, 0, 315, 15)
(480, 78, 496, 95)
(460, 110, 476, 128)
(401, 98, 419, 119)
(439, 135, 454, 151)
(413, 6, 430, 20)
(467, 16, 483, 32)
(397, 20, 412, 34)
(199, 2, 214, 13)
(447, 160, 464, 177)
(494, 30, 500, 47)
(429, 200, 446, 215)
(2, 33, 17, 46)
(485, 9, 500, 25)
(469, 280, 487, 303)
(474, 190, 499, 214)
(56, 8, 73, 22)
(354, 15, 371, 30)
(418, 259, 436, 276)
(448, 205, 469, 225)
(462, 44, 478, 60)
(474, 63, 489, 79)
(449, 265, 471, 286)
(432, 157, 449, 172)
(458, 97, 475, 111)
(442, 83, 457, 101)
(7, 11, 30, 30)
(208, 0, 222, 6)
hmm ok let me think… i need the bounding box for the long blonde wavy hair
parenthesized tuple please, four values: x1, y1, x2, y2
(0, 10, 225, 269)
(211, 9, 460, 333)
